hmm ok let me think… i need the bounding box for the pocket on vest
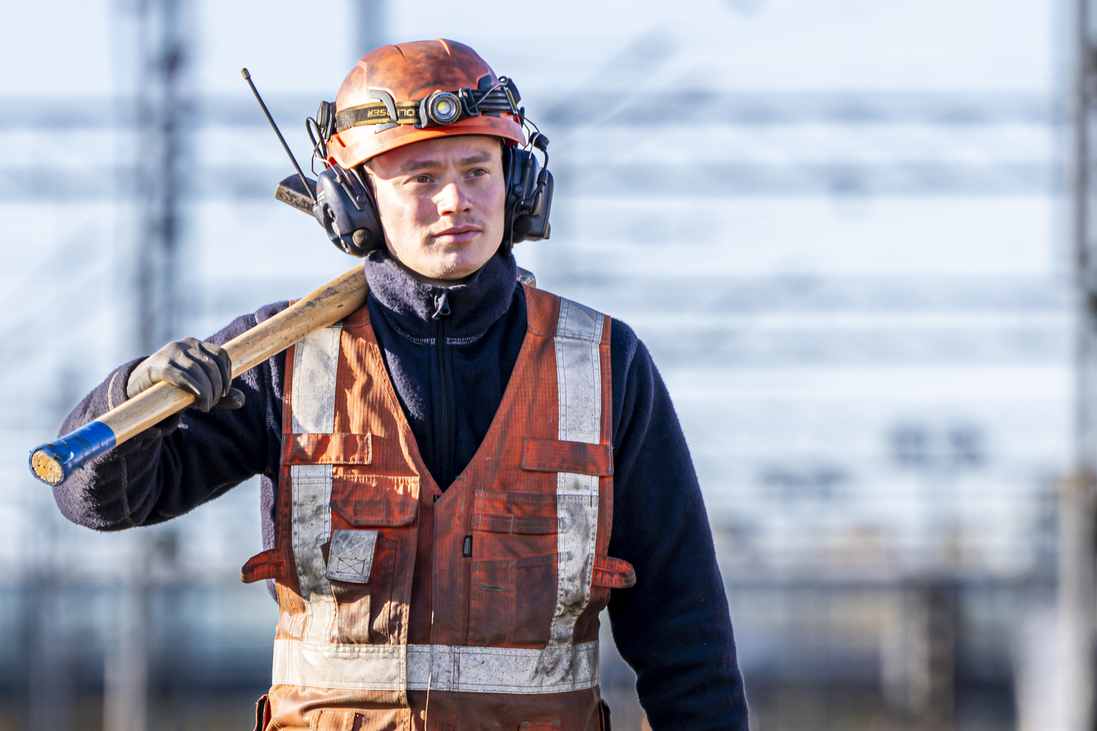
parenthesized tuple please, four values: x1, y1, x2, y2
(328, 535, 401, 644)
(327, 475, 419, 645)
(330, 474, 419, 527)
(468, 489, 559, 647)
(469, 553, 557, 647)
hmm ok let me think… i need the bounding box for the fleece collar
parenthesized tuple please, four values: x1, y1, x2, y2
(362, 250, 518, 341)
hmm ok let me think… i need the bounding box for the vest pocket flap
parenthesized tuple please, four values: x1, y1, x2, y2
(521, 438, 613, 476)
(240, 549, 284, 584)
(330, 475, 419, 527)
(473, 489, 558, 534)
(472, 512, 559, 535)
(325, 529, 379, 583)
(283, 433, 373, 465)
(593, 555, 636, 589)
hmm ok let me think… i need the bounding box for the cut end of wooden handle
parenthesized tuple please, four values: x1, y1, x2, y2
(31, 450, 65, 486)
(28, 421, 117, 486)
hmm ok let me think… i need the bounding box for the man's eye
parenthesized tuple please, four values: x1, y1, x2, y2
(414, 175, 432, 184)
(468, 168, 488, 178)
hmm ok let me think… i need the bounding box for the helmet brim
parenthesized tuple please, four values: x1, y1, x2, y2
(330, 115, 526, 169)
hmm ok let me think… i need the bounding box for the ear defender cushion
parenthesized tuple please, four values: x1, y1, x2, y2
(503, 147, 538, 250)
(314, 164, 383, 257)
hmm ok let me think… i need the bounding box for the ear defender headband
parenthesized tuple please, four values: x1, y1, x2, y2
(283, 75, 553, 258)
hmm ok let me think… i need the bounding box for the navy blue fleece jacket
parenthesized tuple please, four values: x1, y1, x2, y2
(53, 250, 748, 730)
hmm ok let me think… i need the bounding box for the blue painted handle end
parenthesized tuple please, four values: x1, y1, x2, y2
(29, 421, 117, 486)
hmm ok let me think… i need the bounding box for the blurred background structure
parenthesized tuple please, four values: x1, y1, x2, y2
(0, 0, 1085, 729)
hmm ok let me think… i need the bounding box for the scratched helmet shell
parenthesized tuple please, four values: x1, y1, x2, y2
(327, 39, 527, 168)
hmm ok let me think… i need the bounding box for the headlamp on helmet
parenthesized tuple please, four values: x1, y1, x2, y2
(331, 75, 525, 141)
(424, 90, 461, 125)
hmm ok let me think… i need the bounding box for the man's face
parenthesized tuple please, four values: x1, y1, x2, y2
(364, 135, 506, 282)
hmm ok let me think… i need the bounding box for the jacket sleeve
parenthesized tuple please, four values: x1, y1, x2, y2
(607, 320, 749, 730)
(51, 303, 289, 531)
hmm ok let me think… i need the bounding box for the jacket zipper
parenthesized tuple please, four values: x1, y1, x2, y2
(433, 293, 453, 489)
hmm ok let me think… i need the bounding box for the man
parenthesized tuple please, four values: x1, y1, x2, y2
(53, 40, 749, 730)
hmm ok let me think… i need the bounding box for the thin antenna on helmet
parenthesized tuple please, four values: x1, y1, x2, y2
(241, 68, 317, 205)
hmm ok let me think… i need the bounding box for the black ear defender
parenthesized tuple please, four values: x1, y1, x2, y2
(313, 164, 383, 257)
(273, 162, 383, 258)
(502, 131, 553, 253)
(306, 100, 383, 257)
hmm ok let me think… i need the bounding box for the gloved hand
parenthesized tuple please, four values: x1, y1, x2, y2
(126, 337, 246, 412)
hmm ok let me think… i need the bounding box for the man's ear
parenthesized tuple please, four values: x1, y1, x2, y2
(357, 163, 376, 195)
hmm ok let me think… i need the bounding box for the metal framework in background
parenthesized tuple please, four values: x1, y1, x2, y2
(108, 2, 189, 730)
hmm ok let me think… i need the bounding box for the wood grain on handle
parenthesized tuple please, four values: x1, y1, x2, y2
(29, 265, 368, 486)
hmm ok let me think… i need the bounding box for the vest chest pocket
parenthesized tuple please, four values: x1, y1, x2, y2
(327, 474, 419, 645)
(468, 489, 559, 648)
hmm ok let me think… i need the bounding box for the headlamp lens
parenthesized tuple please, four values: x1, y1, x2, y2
(428, 91, 461, 125)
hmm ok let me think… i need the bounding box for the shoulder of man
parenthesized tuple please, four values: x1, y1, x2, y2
(204, 300, 293, 347)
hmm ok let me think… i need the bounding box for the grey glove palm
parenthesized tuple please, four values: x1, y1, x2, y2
(126, 337, 246, 412)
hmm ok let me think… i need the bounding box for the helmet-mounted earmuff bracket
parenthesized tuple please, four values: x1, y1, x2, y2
(307, 101, 336, 173)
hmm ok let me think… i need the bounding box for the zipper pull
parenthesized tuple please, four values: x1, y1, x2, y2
(432, 292, 451, 320)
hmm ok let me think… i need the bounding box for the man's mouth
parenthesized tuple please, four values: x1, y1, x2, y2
(432, 225, 481, 244)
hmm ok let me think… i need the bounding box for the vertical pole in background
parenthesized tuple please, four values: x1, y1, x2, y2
(106, 0, 189, 729)
(136, 0, 185, 352)
(1064, 1, 1097, 729)
(354, 0, 385, 55)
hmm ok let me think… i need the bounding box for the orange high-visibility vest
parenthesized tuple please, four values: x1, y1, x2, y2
(242, 286, 636, 731)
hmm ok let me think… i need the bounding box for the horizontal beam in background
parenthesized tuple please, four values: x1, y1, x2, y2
(541, 91, 1061, 127)
(553, 161, 1060, 197)
(0, 92, 1061, 130)
(557, 274, 1068, 312)
(0, 161, 1061, 201)
(642, 326, 1068, 367)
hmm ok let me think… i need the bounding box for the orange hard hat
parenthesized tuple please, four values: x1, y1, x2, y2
(327, 39, 527, 169)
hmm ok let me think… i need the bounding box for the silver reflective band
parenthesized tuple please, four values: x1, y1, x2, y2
(272, 640, 599, 694)
(290, 324, 342, 434)
(272, 640, 405, 692)
(407, 642, 599, 693)
(290, 325, 342, 645)
(555, 300, 604, 444)
(291, 465, 335, 644)
(549, 298, 605, 649)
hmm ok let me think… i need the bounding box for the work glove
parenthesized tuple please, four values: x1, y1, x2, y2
(126, 337, 246, 412)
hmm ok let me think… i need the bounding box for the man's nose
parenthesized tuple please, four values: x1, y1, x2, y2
(436, 179, 472, 215)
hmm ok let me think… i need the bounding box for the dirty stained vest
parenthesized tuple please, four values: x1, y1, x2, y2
(242, 285, 637, 731)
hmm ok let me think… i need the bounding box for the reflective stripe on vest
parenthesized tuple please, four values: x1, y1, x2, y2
(289, 323, 342, 647)
(272, 639, 599, 693)
(549, 299, 604, 650)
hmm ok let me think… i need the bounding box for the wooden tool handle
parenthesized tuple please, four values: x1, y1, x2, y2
(29, 265, 369, 486)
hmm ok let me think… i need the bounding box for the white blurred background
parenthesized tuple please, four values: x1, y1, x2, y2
(0, 1, 1082, 729)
